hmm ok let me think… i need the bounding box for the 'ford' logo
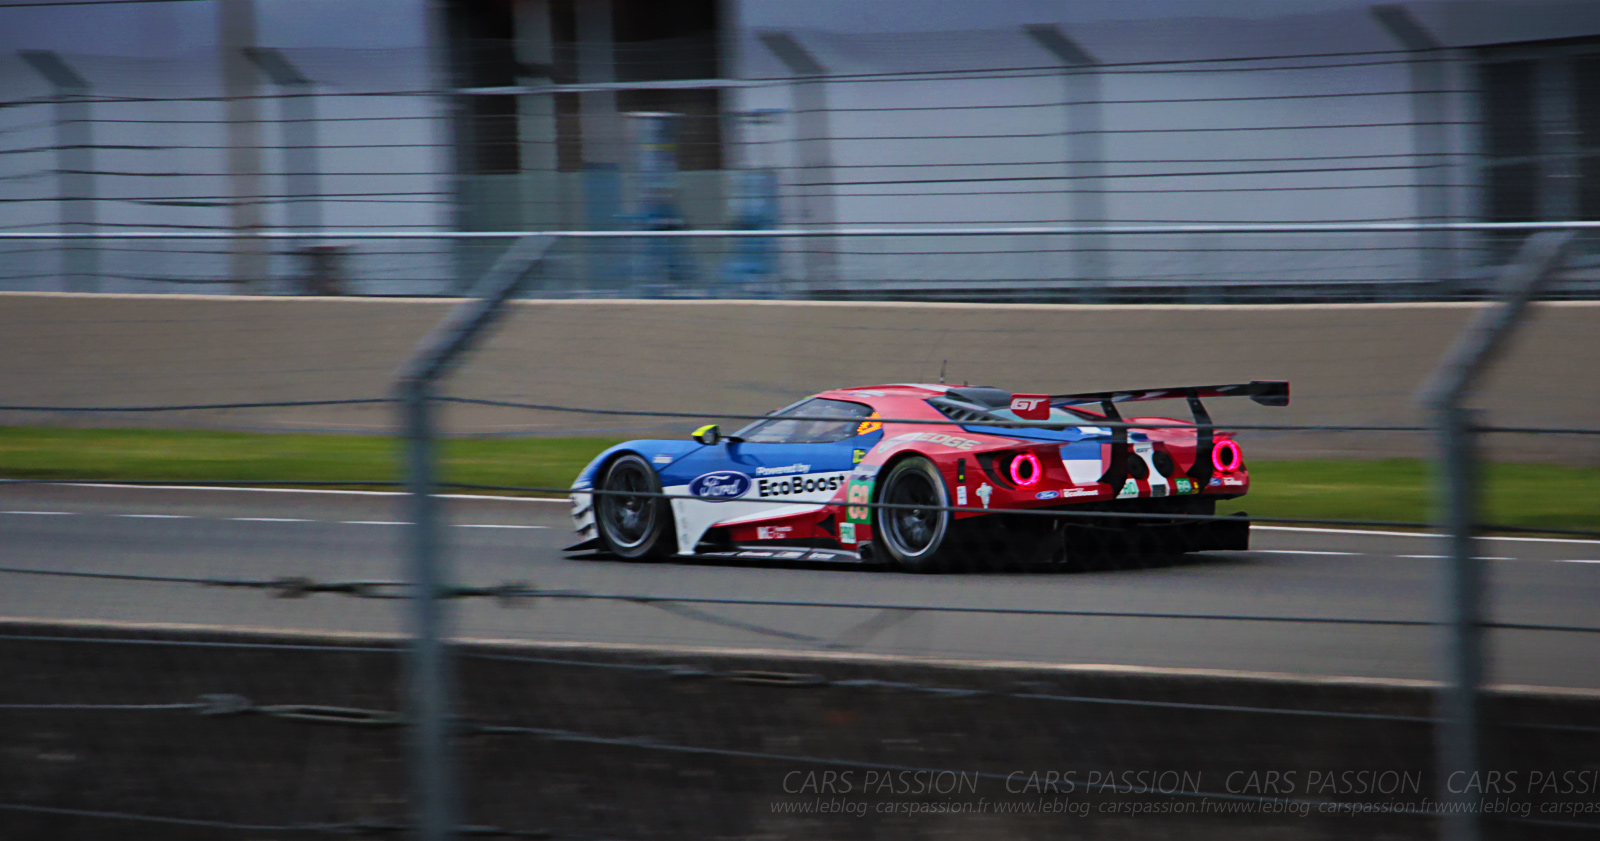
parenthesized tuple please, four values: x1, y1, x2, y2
(1035, 490, 1060, 500)
(689, 471, 751, 501)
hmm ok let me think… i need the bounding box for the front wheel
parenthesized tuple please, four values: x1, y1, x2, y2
(874, 456, 953, 572)
(595, 454, 675, 560)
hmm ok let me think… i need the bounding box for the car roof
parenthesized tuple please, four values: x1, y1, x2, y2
(818, 384, 952, 399)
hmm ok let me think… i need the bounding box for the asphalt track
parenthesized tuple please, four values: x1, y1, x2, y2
(3, 483, 1598, 691)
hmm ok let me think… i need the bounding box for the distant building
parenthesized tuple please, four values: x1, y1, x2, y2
(2, 0, 1597, 298)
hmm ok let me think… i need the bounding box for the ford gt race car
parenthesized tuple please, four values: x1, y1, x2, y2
(567, 381, 1288, 571)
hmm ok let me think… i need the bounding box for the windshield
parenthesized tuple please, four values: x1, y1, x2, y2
(735, 398, 877, 444)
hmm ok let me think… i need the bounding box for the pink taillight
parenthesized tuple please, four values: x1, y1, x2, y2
(1009, 452, 1042, 486)
(1212, 440, 1243, 473)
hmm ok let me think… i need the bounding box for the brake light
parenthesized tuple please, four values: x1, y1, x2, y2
(1212, 440, 1243, 473)
(1009, 452, 1042, 487)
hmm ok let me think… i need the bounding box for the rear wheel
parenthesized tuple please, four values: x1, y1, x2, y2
(595, 454, 675, 560)
(874, 456, 953, 572)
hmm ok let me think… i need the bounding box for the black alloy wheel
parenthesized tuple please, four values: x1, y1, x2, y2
(595, 454, 674, 560)
(875, 456, 953, 572)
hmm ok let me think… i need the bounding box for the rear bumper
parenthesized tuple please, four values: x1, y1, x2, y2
(1061, 512, 1250, 554)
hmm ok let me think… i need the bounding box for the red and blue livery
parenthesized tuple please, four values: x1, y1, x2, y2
(568, 381, 1288, 571)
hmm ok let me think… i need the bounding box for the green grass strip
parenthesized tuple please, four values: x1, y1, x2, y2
(1, 427, 1595, 533)
(0, 426, 622, 496)
(1218, 459, 1600, 534)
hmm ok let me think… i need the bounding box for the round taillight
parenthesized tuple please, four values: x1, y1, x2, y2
(1009, 452, 1042, 487)
(1212, 440, 1243, 473)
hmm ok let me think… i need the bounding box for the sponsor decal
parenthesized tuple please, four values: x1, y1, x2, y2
(1174, 478, 1194, 494)
(975, 482, 993, 509)
(1151, 483, 1168, 498)
(845, 479, 874, 524)
(957, 486, 968, 506)
(1208, 477, 1223, 487)
(776, 551, 806, 559)
(852, 448, 867, 464)
(756, 525, 793, 540)
(1035, 490, 1060, 501)
(1061, 486, 1099, 499)
(652, 454, 674, 464)
(757, 472, 846, 498)
(886, 432, 982, 451)
(1222, 476, 1246, 487)
(1009, 394, 1051, 421)
(755, 463, 811, 476)
(1118, 478, 1140, 499)
(839, 522, 857, 543)
(856, 412, 883, 436)
(688, 471, 751, 501)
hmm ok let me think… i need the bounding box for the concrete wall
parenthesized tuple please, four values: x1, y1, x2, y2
(5, 621, 1597, 839)
(2, 292, 1595, 460)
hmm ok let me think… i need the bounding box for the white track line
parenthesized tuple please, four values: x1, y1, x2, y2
(1397, 554, 1513, 561)
(1255, 525, 1600, 545)
(1254, 549, 1358, 556)
(62, 482, 568, 503)
(11, 509, 548, 529)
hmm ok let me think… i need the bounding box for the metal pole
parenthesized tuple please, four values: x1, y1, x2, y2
(20, 51, 96, 293)
(1415, 230, 1572, 841)
(1371, 4, 1453, 298)
(394, 235, 553, 841)
(1024, 25, 1106, 300)
(1435, 403, 1481, 841)
(400, 376, 457, 841)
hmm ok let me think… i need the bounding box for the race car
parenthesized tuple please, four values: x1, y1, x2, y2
(567, 381, 1288, 571)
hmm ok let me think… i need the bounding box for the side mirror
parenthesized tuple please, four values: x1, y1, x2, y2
(692, 424, 721, 446)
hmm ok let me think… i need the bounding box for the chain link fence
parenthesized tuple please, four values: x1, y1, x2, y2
(1, 225, 1598, 840)
(3, 32, 1599, 300)
(4, 9, 1600, 838)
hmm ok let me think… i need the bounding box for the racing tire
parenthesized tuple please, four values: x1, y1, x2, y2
(594, 453, 675, 561)
(874, 456, 953, 573)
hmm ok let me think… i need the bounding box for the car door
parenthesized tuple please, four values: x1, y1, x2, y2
(661, 398, 883, 552)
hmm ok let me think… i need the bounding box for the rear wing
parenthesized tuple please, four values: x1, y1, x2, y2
(1050, 380, 1290, 408)
(1044, 380, 1288, 490)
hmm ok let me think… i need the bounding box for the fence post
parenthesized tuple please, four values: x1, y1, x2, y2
(394, 235, 554, 841)
(20, 51, 96, 293)
(399, 375, 454, 841)
(1416, 230, 1571, 841)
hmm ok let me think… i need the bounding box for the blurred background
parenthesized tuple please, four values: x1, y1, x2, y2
(2, 1, 1599, 840)
(2, 0, 1598, 300)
